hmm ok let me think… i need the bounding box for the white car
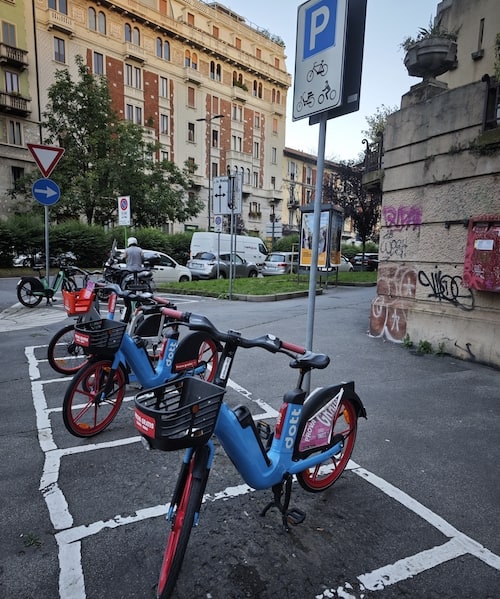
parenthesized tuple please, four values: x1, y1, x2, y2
(117, 249, 191, 283)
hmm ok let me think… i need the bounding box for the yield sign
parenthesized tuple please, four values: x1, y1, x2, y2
(27, 143, 65, 178)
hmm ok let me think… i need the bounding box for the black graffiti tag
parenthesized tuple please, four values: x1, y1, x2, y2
(418, 269, 474, 311)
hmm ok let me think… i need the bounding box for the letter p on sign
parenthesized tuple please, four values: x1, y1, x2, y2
(304, 0, 337, 59)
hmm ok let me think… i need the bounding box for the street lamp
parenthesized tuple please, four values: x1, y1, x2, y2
(197, 114, 223, 230)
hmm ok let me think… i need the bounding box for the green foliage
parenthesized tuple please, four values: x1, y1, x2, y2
(401, 19, 458, 52)
(402, 334, 414, 349)
(362, 104, 397, 143)
(0, 221, 15, 267)
(272, 234, 300, 252)
(417, 340, 434, 354)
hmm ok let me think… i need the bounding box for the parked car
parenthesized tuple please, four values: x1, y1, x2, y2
(117, 249, 192, 283)
(262, 252, 298, 276)
(319, 255, 355, 273)
(187, 252, 259, 280)
(351, 252, 379, 271)
(13, 254, 33, 267)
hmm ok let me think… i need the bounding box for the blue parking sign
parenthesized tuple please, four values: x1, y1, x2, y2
(303, 0, 337, 59)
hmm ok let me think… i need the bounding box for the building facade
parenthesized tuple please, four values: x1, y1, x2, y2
(368, 0, 500, 367)
(1, 0, 291, 235)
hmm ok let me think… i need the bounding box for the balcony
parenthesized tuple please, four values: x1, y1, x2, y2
(44, 9, 74, 37)
(0, 91, 31, 116)
(183, 66, 201, 85)
(123, 43, 146, 64)
(361, 135, 384, 192)
(0, 43, 28, 70)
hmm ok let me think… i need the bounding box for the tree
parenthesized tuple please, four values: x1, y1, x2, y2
(362, 103, 398, 143)
(323, 165, 381, 257)
(11, 56, 201, 226)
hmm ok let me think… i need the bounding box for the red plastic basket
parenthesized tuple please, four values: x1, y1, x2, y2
(63, 289, 95, 316)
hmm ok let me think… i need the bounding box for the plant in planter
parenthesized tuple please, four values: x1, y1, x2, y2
(402, 20, 458, 80)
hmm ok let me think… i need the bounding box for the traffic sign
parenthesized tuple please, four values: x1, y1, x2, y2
(32, 178, 61, 206)
(118, 195, 131, 225)
(27, 143, 65, 178)
(293, 0, 348, 121)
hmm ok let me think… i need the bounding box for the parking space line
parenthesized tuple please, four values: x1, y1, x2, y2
(27, 345, 500, 599)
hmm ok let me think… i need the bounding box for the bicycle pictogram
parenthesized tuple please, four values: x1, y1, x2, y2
(306, 59, 328, 82)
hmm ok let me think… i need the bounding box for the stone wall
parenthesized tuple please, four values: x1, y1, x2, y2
(370, 80, 500, 367)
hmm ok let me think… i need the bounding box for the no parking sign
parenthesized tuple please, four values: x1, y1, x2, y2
(118, 195, 130, 225)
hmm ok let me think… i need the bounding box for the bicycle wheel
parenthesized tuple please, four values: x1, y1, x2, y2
(296, 398, 358, 492)
(17, 280, 43, 307)
(47, 323, 91, 375)
(157, 447, 209, 599)
(196, 337, 218, 383)
(62, 359, 126, 437)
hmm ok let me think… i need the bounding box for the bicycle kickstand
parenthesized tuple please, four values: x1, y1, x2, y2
(260, 475, 306, 531)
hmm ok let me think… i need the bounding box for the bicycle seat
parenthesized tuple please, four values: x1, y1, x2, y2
(289, 351, 330, 370)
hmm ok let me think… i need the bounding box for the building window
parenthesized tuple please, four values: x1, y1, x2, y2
(254, 115, 260, 129)
(213, 25, 219, 39)
(49, 0, 67, 14)
(271, 176, 276, 189)
(125, 64, 141, 88)
(89, 7, 96, 30)
(187, 157, 196, 172)
(232, 135, 242, 152)
(306, 166, 312, 185)
(93, 52, 104, 75)
(253, 141, 260, 159)
(98, 11, 106, 34)
(274, 57, 280, 69)
(191, 52, 198, 70)
(256, 48, 261, 59)
(12, 166, 24, 185)
(235, 37, 241, 50)
(184, 50, 191, 68)
(156, 38, 170, 60)
(246, 168, 251, 185)
(188, 122, 195, 143)
(8, 120, 22, 145)
(125, 24, 140, 45)
(54, 37, 65, 63)
(161, 150, 169, 162)
(187, 86, 195, 108)
(5, 71, 20, 93)
(271, 147, 277, 164)
(159, 76, 168, 98)
(272, 117, 278, 135)
(232, 104, 242, 122)
(253, 171, 259, 187)
(135, 106, 142, 125)
(2, 22, 16, 46)
(212, 129, 219, 148)
(187, 13, 195, 26)
(126, 104, 133, 121)
(160, 114, 168, 134)
(210, 61, 221, 81)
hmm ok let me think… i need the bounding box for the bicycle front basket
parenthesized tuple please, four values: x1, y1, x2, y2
(74, 319, 126, 354)
(134, 377, 225, 451)
(62, 289, 95, 316)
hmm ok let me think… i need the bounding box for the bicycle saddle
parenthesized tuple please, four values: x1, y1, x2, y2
(289, 351, 330, 370)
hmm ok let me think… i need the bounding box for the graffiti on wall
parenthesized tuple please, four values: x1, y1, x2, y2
(418, 268, 475, 310)
(370, 264, 417, 342)
(382, 205, 423, 230)
(380, 229, 408, 259)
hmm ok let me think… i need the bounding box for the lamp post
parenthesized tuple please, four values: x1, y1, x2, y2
(197, 114, 223, 231)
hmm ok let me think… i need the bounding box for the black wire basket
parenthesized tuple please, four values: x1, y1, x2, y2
(74, 319, 127, 354)
(134, 377, 225, 451)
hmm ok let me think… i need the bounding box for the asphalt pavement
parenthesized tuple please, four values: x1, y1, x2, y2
(0, 283, 499, 599)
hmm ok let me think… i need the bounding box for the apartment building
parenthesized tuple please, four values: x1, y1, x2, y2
(282, 147, 356, 242)
(1, 0, 291, 235)
(0, 0, 41, 217)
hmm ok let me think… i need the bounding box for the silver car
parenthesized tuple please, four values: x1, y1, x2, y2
(262, 252, 298, 276)
(187, 252, 259, 280)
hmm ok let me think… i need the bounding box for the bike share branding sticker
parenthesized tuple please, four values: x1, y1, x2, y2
(74, 332, 90, 347)
(134, 410, 156, 438)
(298, 388, 344, 451)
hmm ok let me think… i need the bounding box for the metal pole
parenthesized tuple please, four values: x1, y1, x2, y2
(207, 121, 212, 231)
(305, 116, 327, 390)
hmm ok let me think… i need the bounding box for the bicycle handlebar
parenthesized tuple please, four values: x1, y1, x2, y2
(162, 308, 330, 368)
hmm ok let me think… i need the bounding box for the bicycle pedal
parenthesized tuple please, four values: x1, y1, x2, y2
(286, 508, 306, 526)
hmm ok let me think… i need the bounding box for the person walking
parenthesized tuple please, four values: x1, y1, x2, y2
(124, 237, 144, 272)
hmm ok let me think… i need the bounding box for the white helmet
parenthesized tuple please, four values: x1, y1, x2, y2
(127, 236, 138, 247)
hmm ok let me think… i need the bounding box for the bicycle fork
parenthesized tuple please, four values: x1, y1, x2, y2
(167, 443, 213, 527)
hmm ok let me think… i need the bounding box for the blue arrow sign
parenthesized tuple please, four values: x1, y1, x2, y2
(32, 178, 61, 206)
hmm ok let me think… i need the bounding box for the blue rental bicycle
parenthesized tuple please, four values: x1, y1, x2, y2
(133, 307, 367, 599)
(62, 289, 220, 438)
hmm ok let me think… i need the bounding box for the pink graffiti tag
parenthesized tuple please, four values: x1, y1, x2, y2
(383, 205, 423, 230)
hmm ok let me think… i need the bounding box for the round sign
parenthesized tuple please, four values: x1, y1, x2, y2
(32, 178, 61, 206)
(120, 197, 129, 210)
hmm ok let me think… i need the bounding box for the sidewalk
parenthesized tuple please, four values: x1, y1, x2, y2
(0, 302, 67, 332)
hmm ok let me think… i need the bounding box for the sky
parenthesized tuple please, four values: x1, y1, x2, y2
(219, 0, 440, 161)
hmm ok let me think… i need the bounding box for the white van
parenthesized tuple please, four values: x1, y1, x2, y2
(190, 232, 269, 268)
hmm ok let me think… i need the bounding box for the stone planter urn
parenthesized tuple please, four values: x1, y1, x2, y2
(404, 37, 457, 80)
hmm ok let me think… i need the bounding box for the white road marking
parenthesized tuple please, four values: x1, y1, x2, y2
(26, 345, 500, 599)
